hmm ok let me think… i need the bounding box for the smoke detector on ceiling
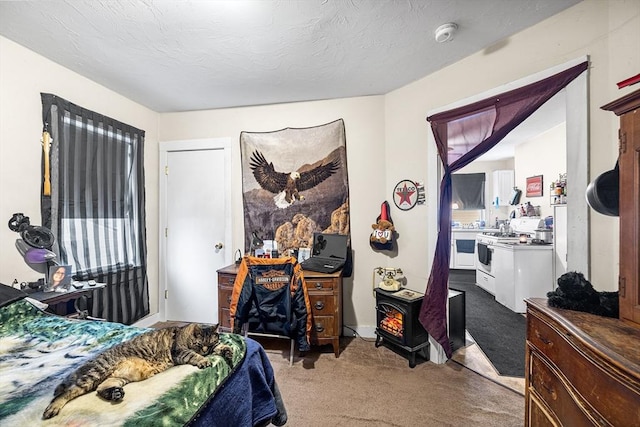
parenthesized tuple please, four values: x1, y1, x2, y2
(435, 23, 458, 43)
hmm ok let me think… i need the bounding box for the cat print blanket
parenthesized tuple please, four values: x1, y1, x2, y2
(0, 299, 248, 426)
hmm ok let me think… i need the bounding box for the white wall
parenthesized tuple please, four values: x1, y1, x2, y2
(385, 0, 639, 291)
(515, 123, 567, 219)
(0, 36, 161, 312)
(1, 0, 638, 328)
(158, 97, 387, 335)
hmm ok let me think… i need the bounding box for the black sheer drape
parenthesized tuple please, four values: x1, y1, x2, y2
(41, 93, 149, 324)
(419, 61, 588, 357)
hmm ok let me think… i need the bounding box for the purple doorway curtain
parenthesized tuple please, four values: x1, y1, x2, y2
(419, 61, 588, 357)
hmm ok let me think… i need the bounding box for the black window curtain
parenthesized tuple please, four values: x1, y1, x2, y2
(452, 173, 485, 210)
(418, 61, 588, 358)
(41, 93, 149, 324)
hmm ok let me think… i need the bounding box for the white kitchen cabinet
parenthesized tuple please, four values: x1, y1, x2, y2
(492, 170, 514, 206)
(553, 204, 567, 284)
(492, 243, 553, 313)
(476, 269, 495, 295)
(450, 230, 478, 270)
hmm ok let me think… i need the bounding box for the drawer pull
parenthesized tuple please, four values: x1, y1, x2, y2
(227, 295, 232, 303)
(535, 330, 553, 347)
(314, 301, 325, 310)
(315, 282, 323, 289)
(315, 323, 325, 333)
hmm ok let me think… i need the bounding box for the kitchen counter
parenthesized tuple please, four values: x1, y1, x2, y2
(450, 228, 499, 233)
(493, 241, 553, 250)
(493, 243, 553, 312)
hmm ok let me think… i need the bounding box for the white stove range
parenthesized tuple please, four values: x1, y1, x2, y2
(476, 218, 544, 245)
(476, 231, 521, 246)
(475, 217, 554, 313)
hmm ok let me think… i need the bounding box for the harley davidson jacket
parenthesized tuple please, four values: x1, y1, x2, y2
(229, 256, 312, 352)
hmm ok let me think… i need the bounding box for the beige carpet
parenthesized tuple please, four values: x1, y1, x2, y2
(257, 336, 525, 427)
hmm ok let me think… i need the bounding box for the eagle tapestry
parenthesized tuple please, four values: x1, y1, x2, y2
(240, 119, 350, 254)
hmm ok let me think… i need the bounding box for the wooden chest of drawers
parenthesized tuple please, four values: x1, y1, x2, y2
(525, 298, 640, 426)
(217, 263, 343, 357)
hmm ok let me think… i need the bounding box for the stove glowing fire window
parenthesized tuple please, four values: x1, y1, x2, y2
(379, 305, 404, 338)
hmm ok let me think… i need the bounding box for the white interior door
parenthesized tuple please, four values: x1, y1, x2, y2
(162, 140, 230, 323)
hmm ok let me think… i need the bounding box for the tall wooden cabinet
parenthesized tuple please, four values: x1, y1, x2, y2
(602, 88, 640, 327)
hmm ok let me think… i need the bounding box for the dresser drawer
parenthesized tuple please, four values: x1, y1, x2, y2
(529, 351, 592, 425)
(310, 315, 336, 339)
(527, 393, 559, 427)
(219, 308, 232, 331)
(308, 294, 336, 315)
(218, 273, 236, 287)
(218, 286, 233, 310)
(528, 313, 639, 425)
(306, 277, 337, 292)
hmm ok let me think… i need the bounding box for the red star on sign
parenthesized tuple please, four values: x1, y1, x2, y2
(395, 182, 416, 205)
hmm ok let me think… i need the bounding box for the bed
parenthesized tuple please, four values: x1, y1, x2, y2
(0, 284, 287, 426)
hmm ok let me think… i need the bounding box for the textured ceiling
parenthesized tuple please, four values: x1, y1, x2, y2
(0, 0, 581, 113)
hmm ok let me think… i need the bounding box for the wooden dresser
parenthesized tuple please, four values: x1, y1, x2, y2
(217, 263, 343, 357)
(525, 298, 640, 426)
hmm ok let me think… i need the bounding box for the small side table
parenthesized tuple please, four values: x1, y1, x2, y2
(29, 283, 106, 318)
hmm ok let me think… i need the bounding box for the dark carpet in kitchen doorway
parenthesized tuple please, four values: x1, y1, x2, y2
(449, 269, 526, 377)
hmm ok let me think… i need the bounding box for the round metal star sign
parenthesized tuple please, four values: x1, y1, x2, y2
(393, 180, 419, 210)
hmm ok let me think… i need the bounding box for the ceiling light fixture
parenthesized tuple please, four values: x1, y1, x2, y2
(435, 23, 458, 43)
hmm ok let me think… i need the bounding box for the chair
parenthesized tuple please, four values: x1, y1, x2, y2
(230, 256, 312, 366)
(240, 323, 295, 367)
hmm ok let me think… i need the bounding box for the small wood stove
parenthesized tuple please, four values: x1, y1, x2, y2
(374, 288, 429, 368)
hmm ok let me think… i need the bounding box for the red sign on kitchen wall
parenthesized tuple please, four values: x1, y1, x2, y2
(526, 175, 544, 197)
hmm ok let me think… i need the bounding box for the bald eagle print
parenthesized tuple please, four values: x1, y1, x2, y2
(250, 150, 340, 208)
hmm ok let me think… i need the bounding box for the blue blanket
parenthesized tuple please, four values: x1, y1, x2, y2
(190, 338, 287, 426)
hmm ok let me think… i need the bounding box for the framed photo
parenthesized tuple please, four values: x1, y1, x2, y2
(526, 175, 544, 197)
(297, 248, 311, 263)
(46, 264, 72, 292)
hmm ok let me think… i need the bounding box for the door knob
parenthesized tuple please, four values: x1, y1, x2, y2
(215, 242, 224, 250)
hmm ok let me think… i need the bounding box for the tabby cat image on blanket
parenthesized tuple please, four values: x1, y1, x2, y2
(43, 323, 233, 419)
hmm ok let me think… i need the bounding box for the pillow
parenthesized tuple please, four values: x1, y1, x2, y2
(0, 283, 28, 308)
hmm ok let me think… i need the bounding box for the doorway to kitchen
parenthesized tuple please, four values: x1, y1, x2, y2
(425, 57, 589, 375)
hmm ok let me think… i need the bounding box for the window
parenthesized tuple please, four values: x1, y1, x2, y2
(452, 173, 485, 210)
(41, 93, 149, 324)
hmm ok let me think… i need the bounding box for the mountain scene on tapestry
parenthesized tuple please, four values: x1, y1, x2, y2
(240, 119, 350, 254)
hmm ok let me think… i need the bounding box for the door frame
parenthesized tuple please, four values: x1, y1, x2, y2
(426, 56, 589, 363)
(158, 137, 232, 322)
